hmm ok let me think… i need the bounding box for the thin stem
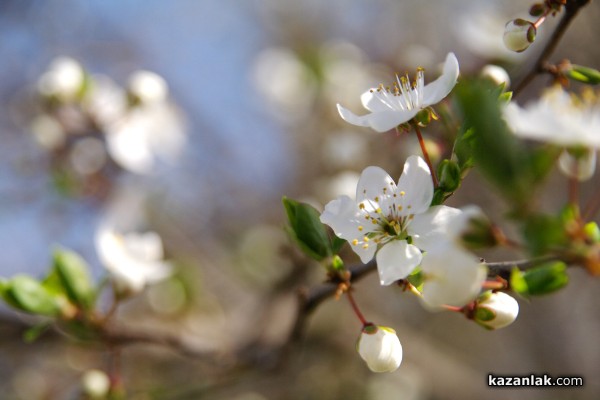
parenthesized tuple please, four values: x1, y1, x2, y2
(412, 123, 438, 187)
(345, 289, 369, 326)
(569, 175, 580, 210)
(583, 179, 600, 220)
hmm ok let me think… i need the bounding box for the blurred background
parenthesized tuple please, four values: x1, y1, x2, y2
(1, 0, 600, 399)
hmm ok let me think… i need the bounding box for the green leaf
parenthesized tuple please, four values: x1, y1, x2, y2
(454, 79, 537, 211)
(510, 262, 569, 296)
(53, 248, 95, 310)
(584, 222, 600, 242)
(437, 159, 461, 192)
(452, 127, 475, 172)
(406, 268, 424, 292)
(566, 65, 600, 85)
(331, 236, 347, 255)
(282, 197, 332, 260)
(4, 275, 62, 316)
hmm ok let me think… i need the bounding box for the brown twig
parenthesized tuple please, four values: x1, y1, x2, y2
(513, 0, 591, 97)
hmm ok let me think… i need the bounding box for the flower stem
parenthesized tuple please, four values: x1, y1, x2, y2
(412, 123, 438, 187)
(345, 289, 369, 326)
(568, 175, 580, 210)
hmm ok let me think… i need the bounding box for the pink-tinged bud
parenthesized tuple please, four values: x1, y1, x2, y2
(356, 325, 402, 372)
(503, 19, 536, 52)
(474, 291, 519, 330)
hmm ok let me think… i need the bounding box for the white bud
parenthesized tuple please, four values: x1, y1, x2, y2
(503, 19, 536, 52)
(357, 325, 402, 373)
(81, 369, 110, 398)
(481, 65, 511, 88)
(38, 57, 85, 99)
(128, 70, 168, 103)
(558, 149, 596, 181)
(474, 291, 519, 330)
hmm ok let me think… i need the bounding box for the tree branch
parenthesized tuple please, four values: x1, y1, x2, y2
(513, 0, 591, 97)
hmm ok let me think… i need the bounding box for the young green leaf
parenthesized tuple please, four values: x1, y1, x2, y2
(4, 275, 63, 316)
(510, 262, 569, 296)
(282, 197, 332, 260)
(53, 248, 95, 310)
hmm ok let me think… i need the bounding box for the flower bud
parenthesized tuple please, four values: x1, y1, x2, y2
(356, 325, 402, 373)
(81, 369, 110, 399)
(480, 65, 511, 89)
(474, 291, 519, 330)
(503, 19, 536, 52)
(558, 148, 596, 181)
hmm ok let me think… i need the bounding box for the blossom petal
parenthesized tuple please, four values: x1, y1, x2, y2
(320, 195, 376, 263)
(367, 109, 419, 132)
(337, 103, 372, 128)
(409, 205, 462, 251)
(376, 240, 422, 285)
(395, 156, 433, 215)
(360, 90, 395, 112)
(336, 104, 418, 133)
(420, 245, 486, 309)
(356, 166, 396, 203)
(421, 52, 459, 107)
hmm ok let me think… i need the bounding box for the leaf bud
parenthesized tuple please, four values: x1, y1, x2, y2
(529, 3, 547, 17)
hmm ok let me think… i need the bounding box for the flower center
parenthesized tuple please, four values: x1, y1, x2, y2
(370, 67, 425, 111)
(354, 190, 416, 249)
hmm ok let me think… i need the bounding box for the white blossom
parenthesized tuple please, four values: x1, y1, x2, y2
(505, 86, 600, 180)
(320, 156, 482, 289)
(474, 291, 519, 330)
(37, 57, 85, 100)
(95, 227, 172, 295)
(357, 325, 402, 373)
(505, 86, 600, 148)
(336, 53, 459, 132)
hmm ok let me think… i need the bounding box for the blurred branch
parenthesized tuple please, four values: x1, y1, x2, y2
(513, 0, 591, 96)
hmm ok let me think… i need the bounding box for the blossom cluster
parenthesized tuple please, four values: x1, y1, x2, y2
(30, 57, 186, 180)
(317, 52, 525, 373)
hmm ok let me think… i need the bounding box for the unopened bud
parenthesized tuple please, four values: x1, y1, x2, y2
(503, 19, 536, 52)
(480, 65, 511, 89)
(474, 291, 519, 330)
(357, 325, 402, 373)
(437, 159, 461, 192)
(81, 369, 110, 399)
(558, 148, 596, 181)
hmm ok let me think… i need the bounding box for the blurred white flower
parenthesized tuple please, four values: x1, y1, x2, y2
(474, 291, 519, 330)
(37, 57, 85, 100)
(315, 170, 360, 201)
(69, 137, 107, 175)
(95, 227, 172, 295)
(504, 86, 600, 148)
(357, 325, 402, 373)
(30, 114, 66, 150)
(337, 53, 459, 132)
(105, 103, 186, 174)
(481, 65, 511, 88)
(252, 47, 316, 121)
(505, 86, 600, 180)
(84, 75, 128, 126)
(128, 70, 169, 104)
(81, 369, 110, 399)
